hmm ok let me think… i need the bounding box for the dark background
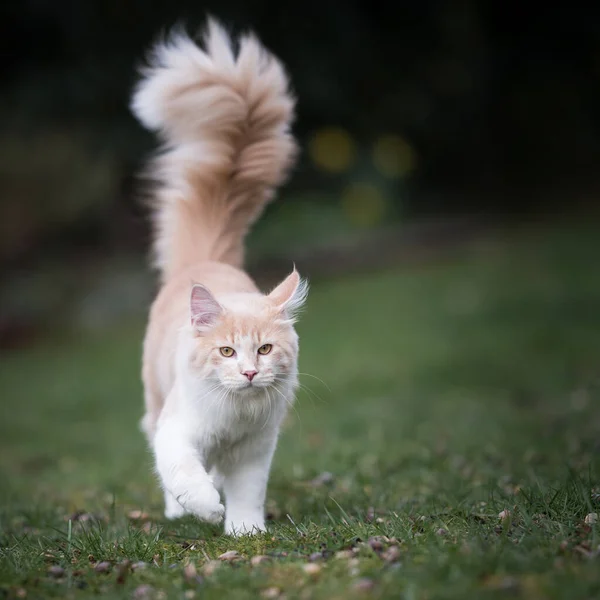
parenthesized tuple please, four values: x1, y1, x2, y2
(2, 0, 600, 348)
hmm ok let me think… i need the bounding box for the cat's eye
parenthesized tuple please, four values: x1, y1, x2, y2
(220, 346, 235, 357)
(258, 344, 272, 355)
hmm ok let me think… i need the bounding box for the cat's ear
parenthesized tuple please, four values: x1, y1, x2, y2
(268, 268, 309, 321)
(190, 284, 222, 331)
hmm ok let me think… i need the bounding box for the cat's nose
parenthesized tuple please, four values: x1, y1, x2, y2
(242, 370, 258, 382)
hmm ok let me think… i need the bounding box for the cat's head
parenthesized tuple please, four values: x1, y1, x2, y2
(185, 269, 308, 394)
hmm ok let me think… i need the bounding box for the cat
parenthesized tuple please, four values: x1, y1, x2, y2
(130, 17, 307, 536)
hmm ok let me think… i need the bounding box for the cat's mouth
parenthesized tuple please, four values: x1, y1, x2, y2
(226, 379, 273, 394)
(242, 379, 270, 390)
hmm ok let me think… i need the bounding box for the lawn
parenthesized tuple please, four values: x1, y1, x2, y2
(1, 221, 599, 599)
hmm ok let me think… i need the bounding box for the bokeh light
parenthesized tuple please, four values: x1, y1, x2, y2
(308, 127, 357, 173)
(372, 134, 417, 178)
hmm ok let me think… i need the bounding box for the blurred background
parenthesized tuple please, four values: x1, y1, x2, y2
(1, 0, 599, 346)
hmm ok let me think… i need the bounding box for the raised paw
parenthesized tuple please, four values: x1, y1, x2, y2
(180, 485, 225, 525)
(204, 503, 226, 525)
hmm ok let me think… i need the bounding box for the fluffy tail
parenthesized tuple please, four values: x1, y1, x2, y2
(131, 18, 297, 281)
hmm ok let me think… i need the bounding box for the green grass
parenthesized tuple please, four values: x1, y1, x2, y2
(1, 222, 600, 599)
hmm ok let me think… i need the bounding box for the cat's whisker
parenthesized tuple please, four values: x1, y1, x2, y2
(295, 378, 326, 406)
(215, 387, 230, 420)
(222, 389, 233, 421)
(268, 388, 274, 424)
(296, 372, 331, 392)
(197, 384, 222, 408)
(231, 390, 240, 421)
(261, 389, 273, 430)
(297, 383, 325, 406)
(272, 382, 301, 424)
(208, 389, 220, 416)
(273, 374, 324, 406)
(205, 384, 227, 415)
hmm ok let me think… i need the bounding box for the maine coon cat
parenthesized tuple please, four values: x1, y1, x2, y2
(130, 18, 306, 536)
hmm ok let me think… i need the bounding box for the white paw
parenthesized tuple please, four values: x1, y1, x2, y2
(181, 485, 225, 525)
(225, 516, 266, 537)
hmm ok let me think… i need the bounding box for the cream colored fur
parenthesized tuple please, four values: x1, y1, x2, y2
(131, 18, 306, 536)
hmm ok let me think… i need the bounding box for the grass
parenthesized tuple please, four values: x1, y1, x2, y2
(1, 221, 600, 599)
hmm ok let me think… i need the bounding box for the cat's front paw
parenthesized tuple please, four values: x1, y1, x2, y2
(203, 502, 225, 525)
(182, 485, 225, 524)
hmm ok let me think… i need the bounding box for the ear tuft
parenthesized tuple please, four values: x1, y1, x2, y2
(190, 284, 222, 331)
(267, 268, 309, 322)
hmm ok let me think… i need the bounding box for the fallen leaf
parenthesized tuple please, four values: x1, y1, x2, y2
(303, 563, 321, 576)
(382, 546, 401, 563)
(133, 585, 155, 599)
(128, 510, 151, 522)
(368, 537, 385, 552)
(48, 566, 65, 578)
(218, 550, 240, 562)
(183, 562, 197, 582)
(94, 561, 111, 574)
(183, 562, 203, 585)
(202, 560, 221, 576)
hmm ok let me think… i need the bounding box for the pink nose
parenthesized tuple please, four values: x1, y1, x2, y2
(243, 370, 258, 382)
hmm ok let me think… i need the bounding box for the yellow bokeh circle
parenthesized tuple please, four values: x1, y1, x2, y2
(308, 127, 357, 173)
(372, 134, 416, 178)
